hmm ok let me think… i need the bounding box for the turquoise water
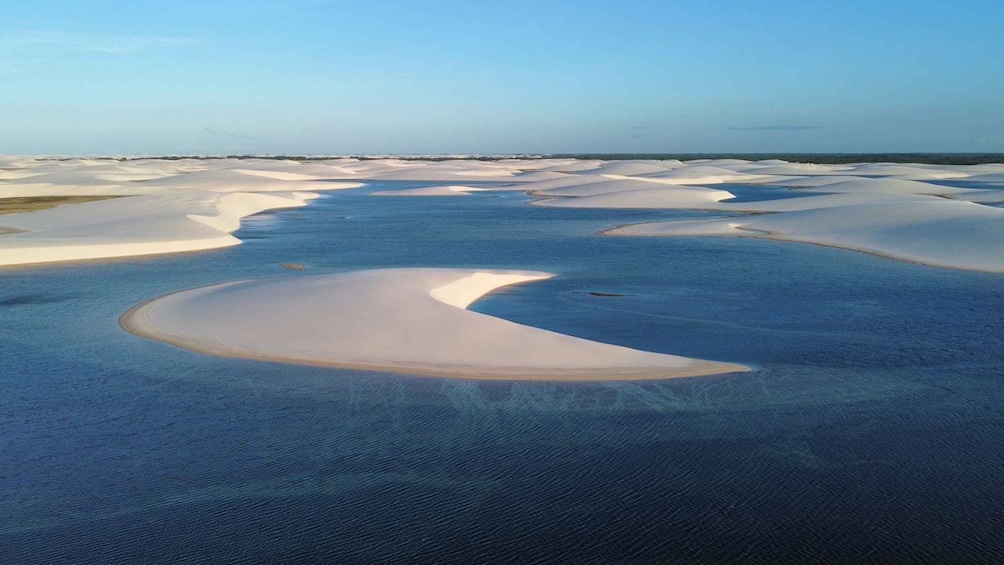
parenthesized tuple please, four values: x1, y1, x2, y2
(1, 183, 1002, 563)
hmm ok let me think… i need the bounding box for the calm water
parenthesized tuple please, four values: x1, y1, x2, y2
(1, 183, 1002, 563)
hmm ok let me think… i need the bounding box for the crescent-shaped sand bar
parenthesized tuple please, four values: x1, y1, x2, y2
(120, 268, 749, 381)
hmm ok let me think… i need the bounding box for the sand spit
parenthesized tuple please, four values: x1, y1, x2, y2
(607, 197, 1004, 272)
(121, 268, 749, 381)
(371, 185, 484, 197)
(0, 192, 319, 266)
(534, 185, 735, 209)
(0, 159, 369, 266)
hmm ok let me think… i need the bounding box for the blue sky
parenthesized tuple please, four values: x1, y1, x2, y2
(2, 0, 1002, 155)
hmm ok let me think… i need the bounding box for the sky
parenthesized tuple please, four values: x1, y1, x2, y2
(1, 0, 1002, 155)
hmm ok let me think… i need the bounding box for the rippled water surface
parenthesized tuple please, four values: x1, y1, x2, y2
(1, 183, 1002, 563)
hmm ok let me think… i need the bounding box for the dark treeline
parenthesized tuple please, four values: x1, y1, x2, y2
(551, 153, 1004, 165)
(66, 153, 1004, 165)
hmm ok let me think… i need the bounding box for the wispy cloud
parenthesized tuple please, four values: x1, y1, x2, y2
(728, 125, 823, 131)
(3, 31, 204, 54)
(202, 128, 258, 141)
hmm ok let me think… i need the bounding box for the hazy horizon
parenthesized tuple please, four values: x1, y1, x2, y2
(3, 0, 1003, 155)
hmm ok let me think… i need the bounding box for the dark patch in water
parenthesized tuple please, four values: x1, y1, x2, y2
(0, 293, 74, 307)
(478, 381, 515, 403)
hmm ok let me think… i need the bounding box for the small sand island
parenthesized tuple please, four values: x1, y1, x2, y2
(120, 268, 748, 380)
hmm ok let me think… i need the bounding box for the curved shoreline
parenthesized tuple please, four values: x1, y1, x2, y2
(4, 157, 1003, 272)
(120, 268, 750, 381)
(598, 222, 968, 271)
(603, 212, 1004, 274)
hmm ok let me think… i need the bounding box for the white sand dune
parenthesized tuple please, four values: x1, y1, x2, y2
(767, 175, 880, 187)
(834, 163, 969, 180)
(7, 170, 151, 187)
(539, 186, 945, 214)
(506, 158, 609, 172)
(683, 158, 749, 166)
(0, 156, 569, 268)
(731, 163, 849, 176)
(536, 160, 607, 173)
(121, 268, 748, 380)
(791, 178, 972, 196)
(608, 197, 1004, 272)
(535, 186, 735, 209)
(0, 159, 370, 266)
(726, 192, 930, 213)
(327, 159, 514, 181)
(94, 172, 182, 182)
(230, 168, 328, 182)
(0, 169, 45, 181)
(586, 162, 676, 176)
(0, 182, 153, 198)
(136, 168, 361, 193)
(532, 178, 679, 197)
(501, 173, 608, 192)
(960, 173, 1004, 184)
(364, 167, 563, 183)
(0, 191, 317, 266)
(371, 185, 483, 196)
(467, 159, 1004, 272)
(3, 156, 1003, 272)
(301, 159, 567, 183)
(614, 166, 765, 185)
(951, 190, 1004, 204)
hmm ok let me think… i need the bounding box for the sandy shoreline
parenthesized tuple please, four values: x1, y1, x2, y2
(600, 222, 1002, 273)
(603, 197, 1004, 273)
(2, 157, 1003, 271)
(119, 315, 742, 381)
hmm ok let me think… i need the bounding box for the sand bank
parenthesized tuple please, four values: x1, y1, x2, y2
(0, 159, 365, 266)
(371, 185, 484, 197)
(121, 268, 749, 381)
(0, 191, 318, 266)
(534, 185, 735, 209)
(607, 197, 1004, 272)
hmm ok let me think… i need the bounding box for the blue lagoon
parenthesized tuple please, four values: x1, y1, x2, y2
(1, 160, 1003, 563)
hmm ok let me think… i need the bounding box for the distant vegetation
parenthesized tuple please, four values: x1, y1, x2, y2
(0, 195, 119, 215)
(51, 153, 1004, 165)
(552, 153, 1004, 165)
